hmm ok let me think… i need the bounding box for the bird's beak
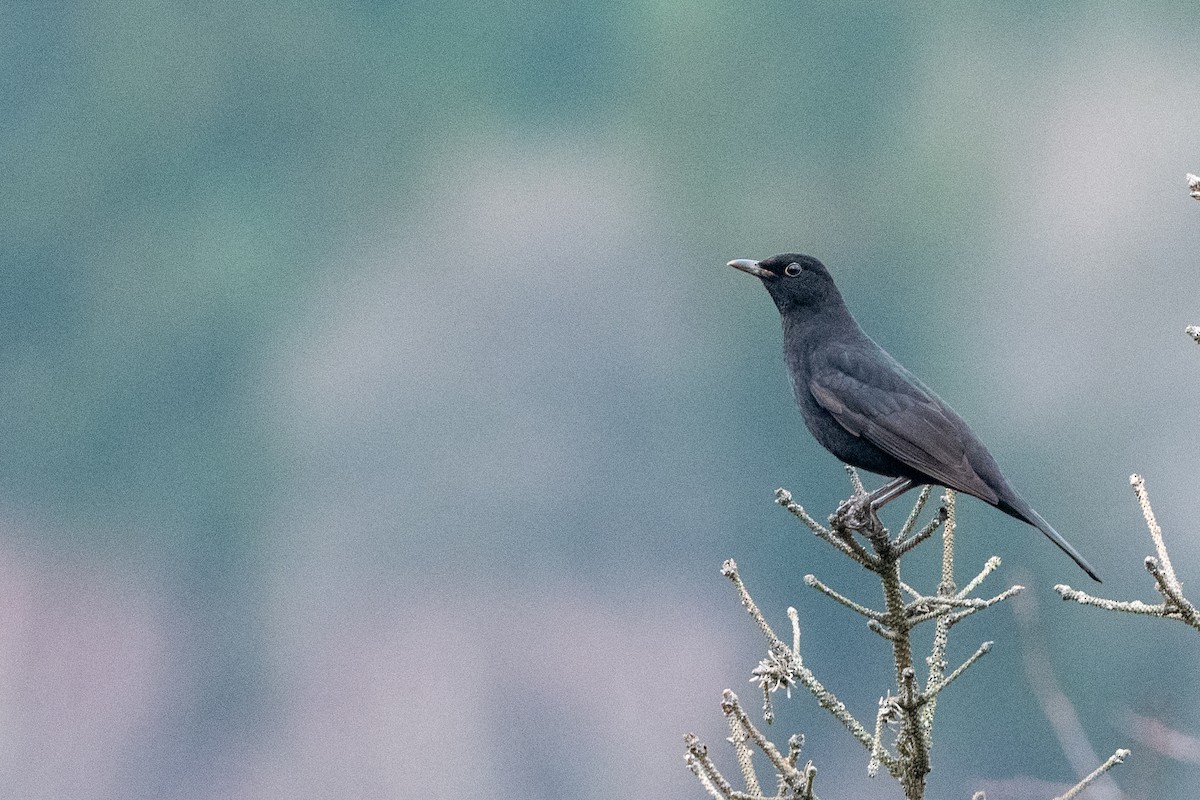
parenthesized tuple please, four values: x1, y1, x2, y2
(727, 259, 772, 278)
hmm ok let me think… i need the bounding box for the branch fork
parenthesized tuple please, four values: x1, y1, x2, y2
(689, 471, 1024, 800)
(1057, 473, 1200, 632)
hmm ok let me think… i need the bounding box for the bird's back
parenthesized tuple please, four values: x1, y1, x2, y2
(784, 311, 1015, 506)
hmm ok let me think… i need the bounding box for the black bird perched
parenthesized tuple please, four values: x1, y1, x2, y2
(729, 253, 1100, 582)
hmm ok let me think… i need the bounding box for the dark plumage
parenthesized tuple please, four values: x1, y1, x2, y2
(729, 253, 1099, 582)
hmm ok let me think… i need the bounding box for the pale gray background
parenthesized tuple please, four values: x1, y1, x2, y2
(2, 3, 1199, 798)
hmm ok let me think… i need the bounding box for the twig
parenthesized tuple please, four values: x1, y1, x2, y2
(776, 488, 878, 568)
(896, 506, 948, 557)
(922, 641, 991, 703)
(895, 485, 932, 543)
(1015, 590, 1126, 799)
(1056, 473, 1200, 632)
(921, 492, 958, 740)
(804, 574, 882, 620)
(1131, 474, 1179, 587)
(1054, 749, 1131, 800)
(958, 556, 1002, 598)
(723, 559, 789, 652)
(845, 464, 866, 496)
(684, 733, 737, 799)
(723, 691, 809, 791)
(869, 695, 898, 777)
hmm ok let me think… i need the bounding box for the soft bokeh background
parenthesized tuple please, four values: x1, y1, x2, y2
(2, 3, 1199, 798)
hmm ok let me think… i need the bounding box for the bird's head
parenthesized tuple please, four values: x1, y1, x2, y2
(727, 253, 843, 314)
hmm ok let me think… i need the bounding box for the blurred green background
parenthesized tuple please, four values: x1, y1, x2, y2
(3, 2, 1199, 798)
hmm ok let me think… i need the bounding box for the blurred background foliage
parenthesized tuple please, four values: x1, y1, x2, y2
(1, 2, 1199, 798)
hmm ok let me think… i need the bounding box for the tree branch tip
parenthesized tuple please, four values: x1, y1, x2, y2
(1054, 747, 1134, 799)
(843, 464, 864, 488)
(1145, 556, 1158, 570)
(1129, 473, 1142, 486)
(774, 487, 792, 503)
(721, 559, 738, 578)
(803, 574, 816, 586)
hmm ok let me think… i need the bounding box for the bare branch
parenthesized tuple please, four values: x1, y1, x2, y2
(1054, 749, 1131, 800)
(896, 506, 948, 557)
(1130, 474, 1179, 588)
(804, 574, 882, 620)
(724, 691, 810, 793)
(895, 485, 932, 542)
(685, 733, 737, 799)
(923, 641, 991, 703)
(869, 695, 898, 778)
(1057, 474, 1200, 632)
(958, 556, 1003, 598)
(723, 560, 789, 652)
(775, 488, 878, 568)
(693, 475, 1021, 800)
(845, 464, 866, 496)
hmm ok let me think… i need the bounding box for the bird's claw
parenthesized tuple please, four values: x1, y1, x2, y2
(831, 493, 883, 535)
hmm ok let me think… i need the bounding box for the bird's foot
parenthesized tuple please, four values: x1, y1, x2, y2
(831, 493, 883, 535)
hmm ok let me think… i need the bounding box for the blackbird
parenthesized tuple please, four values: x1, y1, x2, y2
(729, 253, 1100, 582)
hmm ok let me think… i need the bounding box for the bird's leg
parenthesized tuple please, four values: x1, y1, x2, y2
(833, 477, 916, 534)
(867, 477, 916, 511)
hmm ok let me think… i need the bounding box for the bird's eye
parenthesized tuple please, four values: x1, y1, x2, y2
(784, 262, 802, 277)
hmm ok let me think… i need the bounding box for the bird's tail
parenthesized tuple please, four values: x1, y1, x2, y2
(1002, 499, 1101, 582)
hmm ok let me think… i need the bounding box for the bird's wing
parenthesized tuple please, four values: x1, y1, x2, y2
(809, 347, 999, 503)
